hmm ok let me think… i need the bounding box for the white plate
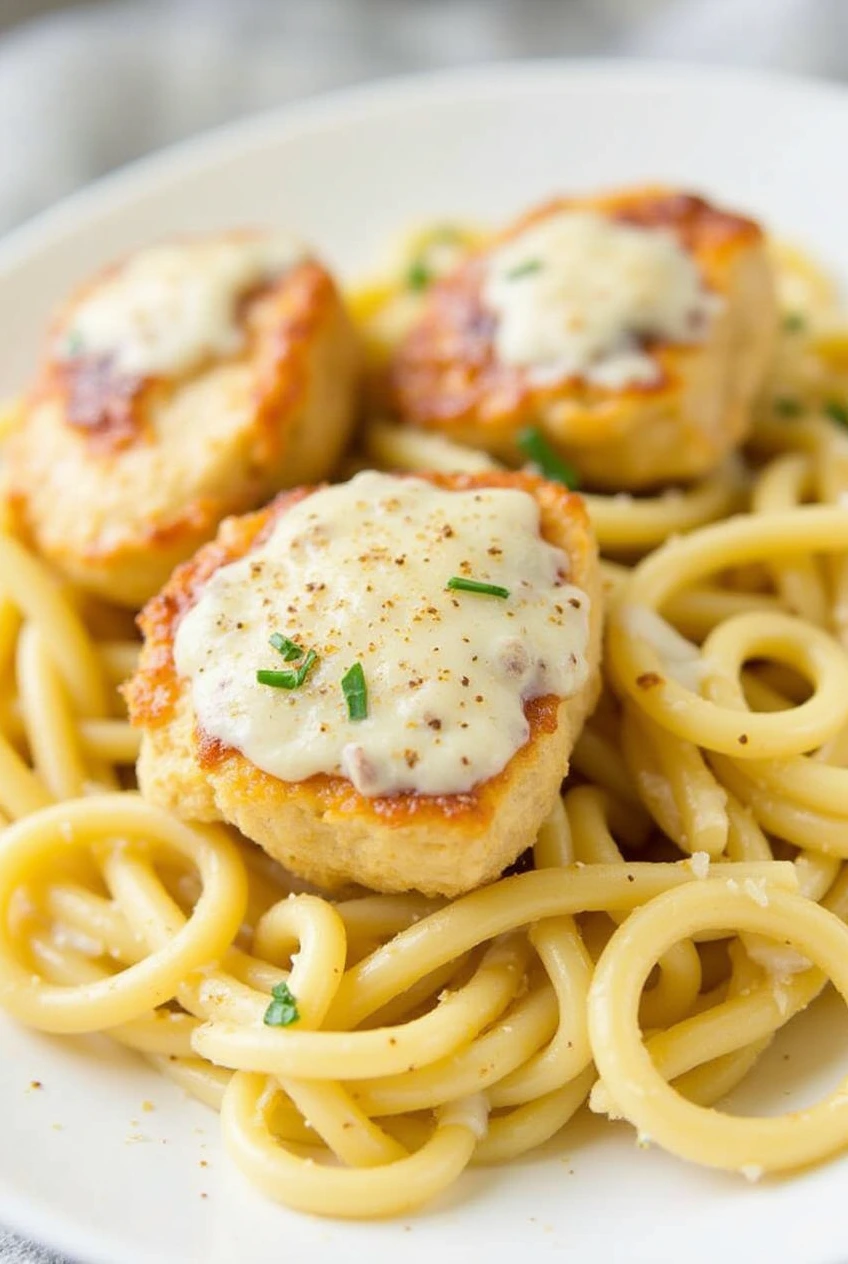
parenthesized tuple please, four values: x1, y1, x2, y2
(2, 60, 848, 1264)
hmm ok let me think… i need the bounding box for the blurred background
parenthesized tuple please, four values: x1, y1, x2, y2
(0, 0, 846, 236)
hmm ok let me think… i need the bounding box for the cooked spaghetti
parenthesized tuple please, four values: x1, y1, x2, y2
(1, 209, 848, 1219)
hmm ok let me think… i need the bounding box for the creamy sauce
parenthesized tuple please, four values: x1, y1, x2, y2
(58, 235, 305, 377)
(174, 471, 591, 797)
(482, 210, 720, 388)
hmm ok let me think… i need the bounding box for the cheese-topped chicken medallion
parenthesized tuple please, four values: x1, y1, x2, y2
(390, 188, 777, 488)
(4, 232, 362, 606)
(127, 470, 602, 896)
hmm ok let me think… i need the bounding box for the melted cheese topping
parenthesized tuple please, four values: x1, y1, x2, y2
(58, 235, 305, 377)
(174, 471, 591, 798)
(483, 210, 720, 389)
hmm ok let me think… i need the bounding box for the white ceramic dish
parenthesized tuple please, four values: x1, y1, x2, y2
(2, 60, 848, 1264)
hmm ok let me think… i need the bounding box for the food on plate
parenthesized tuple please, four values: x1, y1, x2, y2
(3, 232, 362, 606)
(1, 189, 848, 1221)
(388, 188, 777, 488)
(126, 469, 602, 895)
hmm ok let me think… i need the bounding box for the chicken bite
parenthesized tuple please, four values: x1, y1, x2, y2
(389, 188, 777, 489)
(125, 469, 602, 897)
(4, 232, 362, 606)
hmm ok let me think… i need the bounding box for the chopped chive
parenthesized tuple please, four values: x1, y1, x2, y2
(257, 648, 318, 690)
(825, 398, 848, 429)
(774, 397, 802, 418)
(517, 425, 581, 490)
(406, 259, 432, 291)
(269, 632, 304, 662)
(263, 981, 299, 1028)
(446, 576, 510, 599)
(341, 662, 368, 721)
(64, 330, 84, 357)
(783, 312, 806, 334)
(506, 259, 543, 281)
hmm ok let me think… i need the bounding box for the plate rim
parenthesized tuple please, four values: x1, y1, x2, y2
(1, 56, 847, 275)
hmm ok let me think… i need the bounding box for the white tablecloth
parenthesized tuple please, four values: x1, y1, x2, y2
(0, 0, 844, 1258)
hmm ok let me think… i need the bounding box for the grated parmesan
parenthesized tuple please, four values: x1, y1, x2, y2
(688, 851, 711, 880)
(742, 877, 769, 908)
(439, 1093, 489, 1140)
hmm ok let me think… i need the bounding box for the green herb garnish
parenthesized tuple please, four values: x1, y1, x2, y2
(774, 397, 802, 418)
(506, 259, 543, 281)
(64, 330, 84, 357)
(263, 981, 299, 1028)
(825, 398, 848, 429)
(783, 312, 806, 334)
(341, 662, 368, 721)
(516, 425, 580, 490)
(257, 647, 318, 690)
(406, 260, 432, 292)
(446, 577, 510, 599)
(269, 632, 305, 662)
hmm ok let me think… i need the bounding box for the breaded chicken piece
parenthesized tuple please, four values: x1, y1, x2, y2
(4, 233, 362, 606)
(389, 188, 777, 489)
(126, 470, 602, 897)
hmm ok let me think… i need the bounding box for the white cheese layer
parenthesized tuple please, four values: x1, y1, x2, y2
(174, 471, 591, 798)
(59, 235, 305, 378)
(483, 210, 719, 389)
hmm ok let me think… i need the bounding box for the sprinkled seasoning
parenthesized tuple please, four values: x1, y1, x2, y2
(174, 472, 591, 798)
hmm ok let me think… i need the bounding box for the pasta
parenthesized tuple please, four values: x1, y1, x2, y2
(2, 216, 848, 1222)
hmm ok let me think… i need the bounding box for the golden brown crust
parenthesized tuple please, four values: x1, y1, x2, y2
(55, 356, 152, 452)
(388, 187, 777, 489)
(129, 485, 314, 727)
(4, 239, 363, 606)
(127, 470, 602, 895)
(192, 693, 559, 828)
